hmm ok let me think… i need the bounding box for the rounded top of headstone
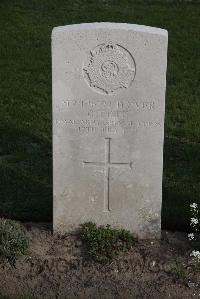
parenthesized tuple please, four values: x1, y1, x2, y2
(52, 22, 168, 38)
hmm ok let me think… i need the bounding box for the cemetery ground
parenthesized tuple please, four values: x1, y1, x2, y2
(0, 221, 200, 298)
(0, 0, 200, 298)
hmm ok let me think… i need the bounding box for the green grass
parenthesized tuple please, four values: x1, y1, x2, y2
(174, 262, 187, 280)
(0, 0, 199, 231)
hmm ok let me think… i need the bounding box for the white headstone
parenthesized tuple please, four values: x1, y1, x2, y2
(52, 23, 168, 238)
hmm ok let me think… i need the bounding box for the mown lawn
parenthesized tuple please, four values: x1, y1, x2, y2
(0, 0, 199, 232)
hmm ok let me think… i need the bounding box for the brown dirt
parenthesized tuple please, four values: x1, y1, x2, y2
(0, 222, 200, 299)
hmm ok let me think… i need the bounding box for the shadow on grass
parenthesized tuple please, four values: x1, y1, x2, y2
(162, 136, 200, 232)
(0, 124, 52, 222)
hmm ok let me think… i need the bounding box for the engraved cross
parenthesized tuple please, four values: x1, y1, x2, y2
(83, 138, 132, 212)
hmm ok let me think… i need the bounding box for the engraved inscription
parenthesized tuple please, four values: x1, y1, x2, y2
(83, 42, 136, 95)
(54, 98, 161, 136)
(55, 119, 162, 135)
(58, 99, 155, 111)
(83, 138, 132, 212)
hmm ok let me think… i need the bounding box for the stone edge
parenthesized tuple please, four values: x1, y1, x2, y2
(51, 22, 168, 38)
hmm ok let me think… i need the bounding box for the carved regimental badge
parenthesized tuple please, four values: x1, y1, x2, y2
(83, 42, 136, 95)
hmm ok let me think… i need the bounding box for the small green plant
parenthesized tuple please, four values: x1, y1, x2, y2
(0, 218, 29, 265)
(174, 262, 187, 280)
(80, 222, 135, 264)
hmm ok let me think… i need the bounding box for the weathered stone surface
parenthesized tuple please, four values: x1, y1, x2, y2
(52, 23, 168, 238)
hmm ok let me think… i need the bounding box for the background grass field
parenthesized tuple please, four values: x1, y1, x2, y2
(0, 0, 199, 232)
